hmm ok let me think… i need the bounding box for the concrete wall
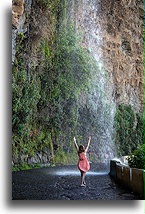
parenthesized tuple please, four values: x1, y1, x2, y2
(110, 160, 144, 197)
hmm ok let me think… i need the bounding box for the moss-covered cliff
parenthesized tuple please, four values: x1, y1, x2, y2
(12, 0, 144, 170)
(12, 0, 101, 168)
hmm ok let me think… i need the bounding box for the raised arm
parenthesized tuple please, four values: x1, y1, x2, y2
(85, 136, 91, 153)
(74, 137, 79, 152)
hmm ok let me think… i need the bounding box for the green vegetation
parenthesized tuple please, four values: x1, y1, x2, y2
(12, 163, 44, 171)
(12, 0, 99, 169)
(143, 27, 145, 170)
(114, 104, 143, 156)
(35, 0, 60, 11)
(127, 144, 145, 169)
(12, 33, 42, 161)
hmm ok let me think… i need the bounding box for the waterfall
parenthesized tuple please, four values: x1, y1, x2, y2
(68, 0, 117, 162)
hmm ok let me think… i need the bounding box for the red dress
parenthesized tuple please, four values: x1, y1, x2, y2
(78, 152, 90, 172)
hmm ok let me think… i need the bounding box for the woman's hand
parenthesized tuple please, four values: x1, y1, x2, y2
(88, 136, 91, 141)
(74, 137, 76, 142)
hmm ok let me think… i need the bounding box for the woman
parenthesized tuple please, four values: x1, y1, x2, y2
(74, 136, 91, 186)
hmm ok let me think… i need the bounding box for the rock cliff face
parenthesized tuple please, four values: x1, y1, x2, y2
(12, 0, 143, 166)
(12, 0, 144, 112)
(101, 0, 143, 113)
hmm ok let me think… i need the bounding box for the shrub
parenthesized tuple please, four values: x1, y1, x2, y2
(127, 144, 145, 169)
(114, 104, 143, 156)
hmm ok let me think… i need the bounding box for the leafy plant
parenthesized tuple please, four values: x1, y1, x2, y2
(114, 104, 143, 156)
(12, 163, 44, 171)
(127, 144, 145, 169)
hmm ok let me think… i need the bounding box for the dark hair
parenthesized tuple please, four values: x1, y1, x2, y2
(78, 145, 85, 153)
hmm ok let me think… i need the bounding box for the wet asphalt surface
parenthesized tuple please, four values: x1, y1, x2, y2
(12, 163, 139, 200)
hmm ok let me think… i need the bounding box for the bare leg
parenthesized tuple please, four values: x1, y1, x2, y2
(83, 172, 86, 185)
(80, 171, 83, 185)
(83, 173, 86, 185)
(80, 171, 86, 186)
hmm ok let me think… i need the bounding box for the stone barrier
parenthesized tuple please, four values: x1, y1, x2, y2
(110, 160, 144, 197)
(122, 166, 131, 190)
(131, 168, 144, 196)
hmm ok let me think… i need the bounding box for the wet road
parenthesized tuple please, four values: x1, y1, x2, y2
(12, 164, 138, 200)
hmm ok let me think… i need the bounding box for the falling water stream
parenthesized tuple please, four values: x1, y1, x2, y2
(67, 0, 117, 162)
